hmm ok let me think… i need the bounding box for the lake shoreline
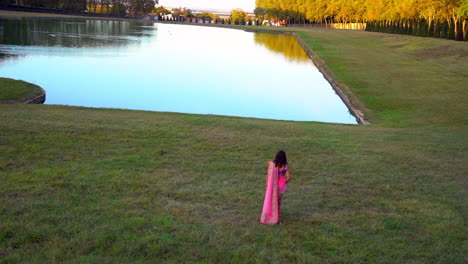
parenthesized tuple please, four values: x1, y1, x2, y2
(0, 18, 356, 124)
(0, 11, 368, 124)
(249, 28, 369, 124)
(25, 85, 46, 104)
(290, 32, 369, 124)
(158, 21, 370, 124)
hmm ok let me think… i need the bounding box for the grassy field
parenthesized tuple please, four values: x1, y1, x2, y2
(0, 78, 43, 103)
(293, 28, 468, 128)
(0, 14, 467, 263)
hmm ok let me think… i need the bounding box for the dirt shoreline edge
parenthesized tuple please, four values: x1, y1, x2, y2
(25, 84, 46, 104)
(291, 32, 370, 125)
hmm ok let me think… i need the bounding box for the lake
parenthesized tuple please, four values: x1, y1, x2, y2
(0, 18, 357, 124)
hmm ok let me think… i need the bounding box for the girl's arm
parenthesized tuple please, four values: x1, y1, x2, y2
(286, 169, 291, 182)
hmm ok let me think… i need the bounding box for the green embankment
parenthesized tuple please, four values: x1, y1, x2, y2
(0, 22, 466, 263)
(294, 28, 468, 127)
(0, 77, 43, 103)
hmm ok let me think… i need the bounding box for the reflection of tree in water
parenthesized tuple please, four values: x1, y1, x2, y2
(254, 33, 310, 63)
(0, 52, 20, 64)
(0, 18, 156, 48)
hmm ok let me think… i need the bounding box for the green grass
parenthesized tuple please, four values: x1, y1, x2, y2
(0, 78, 43, 103)
(0, 17, 467, 263)
(293, 29, 468, 127)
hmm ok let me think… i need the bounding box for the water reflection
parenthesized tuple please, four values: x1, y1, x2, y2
(254, 33, 309, 63)
(0, 18, 155, 47)
(0, 52, 19, 64)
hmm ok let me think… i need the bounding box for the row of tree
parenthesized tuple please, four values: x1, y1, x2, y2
(90, 0, 158, 16)
(1, 0, 158, 17)
(366, 18, 466, 40)
(161, 15, 258, 26)
(1, 0, 86, 12)
(154, 6, 253, 25)
(255, 0, 468, 40)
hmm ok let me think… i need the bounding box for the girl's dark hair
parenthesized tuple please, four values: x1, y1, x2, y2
(274, 150, 288, 167)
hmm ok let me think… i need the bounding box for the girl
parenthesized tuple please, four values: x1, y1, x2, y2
(260, 150, 291, 225)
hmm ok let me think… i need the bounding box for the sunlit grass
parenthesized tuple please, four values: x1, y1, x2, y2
(1, 106, 465, 263)
(294, 29, 468, 127)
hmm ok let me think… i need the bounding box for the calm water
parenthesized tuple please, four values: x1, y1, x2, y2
(0, 18, 356, 123)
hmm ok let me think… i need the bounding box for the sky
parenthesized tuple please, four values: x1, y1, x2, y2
(158, 0, 256, 12)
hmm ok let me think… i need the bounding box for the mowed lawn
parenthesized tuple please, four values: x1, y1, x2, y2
(0, 20, 467, 263)
(0, 78, 43, 103)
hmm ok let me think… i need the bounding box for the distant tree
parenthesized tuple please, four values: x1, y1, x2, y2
(171, 7, 183, 15)
(458, 0, 468, 40)
(153, 5, 171, 15)
(110, 2, 126, 17)
(60, 0, 87, 12)
(231, 8, 248, 25)
(184, 8, 194, 18)
(99, 0, 111, 14)
(87, 0, 98, 12)
(251, 0, 467, 39)
(254, 7, 267, 21)
(198, 12, 218, 23)
(126, 0, 158, 16)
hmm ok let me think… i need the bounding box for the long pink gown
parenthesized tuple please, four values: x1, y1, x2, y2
(260, 161, 287, 225)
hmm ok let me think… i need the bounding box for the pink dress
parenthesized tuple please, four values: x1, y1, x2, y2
(278, 166, 288, 196)
(260, 161, 288, 225)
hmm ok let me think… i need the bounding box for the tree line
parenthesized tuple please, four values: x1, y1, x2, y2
(255, 0, 468, 40)
(1, 0, 158, 17)
(155, 6, 254, 25)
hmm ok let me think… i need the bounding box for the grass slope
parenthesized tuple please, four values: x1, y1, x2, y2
(0, 19, 467, 263)
(0, 78, 43, 103)
(294, 28, 468, 127)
